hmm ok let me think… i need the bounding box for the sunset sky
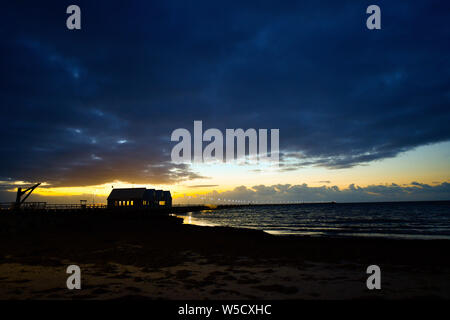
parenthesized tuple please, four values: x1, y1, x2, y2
(1, 1, 449, 203)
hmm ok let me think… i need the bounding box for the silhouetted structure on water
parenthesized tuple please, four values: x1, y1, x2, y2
(107, 188, 172, 208)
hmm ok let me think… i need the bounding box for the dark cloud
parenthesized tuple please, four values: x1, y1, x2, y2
(178, 182, 450, 203)
(1, 1, 449, 186)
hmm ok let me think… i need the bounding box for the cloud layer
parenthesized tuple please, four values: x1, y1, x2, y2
(1, 1, 449, 186)
(177, 182, 450, 203)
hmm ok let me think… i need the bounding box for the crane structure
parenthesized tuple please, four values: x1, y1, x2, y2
(14, 183, 41, 210)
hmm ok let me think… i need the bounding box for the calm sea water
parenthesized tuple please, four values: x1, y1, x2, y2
(176, 201, 450, 239)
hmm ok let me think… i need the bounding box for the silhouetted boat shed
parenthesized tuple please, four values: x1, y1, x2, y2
(107, 188, 172, 208)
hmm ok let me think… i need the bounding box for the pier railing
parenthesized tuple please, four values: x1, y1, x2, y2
(44, 204, 108, 210)
(0, 201, 331, 213)
(0, 202, 107, 211)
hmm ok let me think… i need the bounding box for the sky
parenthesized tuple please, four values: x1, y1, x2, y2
(1, 0, 449, 203)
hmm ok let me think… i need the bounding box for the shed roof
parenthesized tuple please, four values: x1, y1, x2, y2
(107, 188, 147, 200)
(143, 189, 156, 198)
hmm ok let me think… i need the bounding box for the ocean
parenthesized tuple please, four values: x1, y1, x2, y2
(176, 201, 450, 239)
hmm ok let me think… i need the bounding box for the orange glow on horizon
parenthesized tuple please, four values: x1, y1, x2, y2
(1, 142, 448, 203)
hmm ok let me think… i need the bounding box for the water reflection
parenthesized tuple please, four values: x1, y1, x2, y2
(175, 212, 217, 227)
(172, 202, 450, 240)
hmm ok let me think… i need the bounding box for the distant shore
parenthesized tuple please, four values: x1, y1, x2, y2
(0, 212, 449, 299)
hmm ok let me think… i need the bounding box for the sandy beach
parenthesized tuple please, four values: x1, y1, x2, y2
(0, 212, 449, 300)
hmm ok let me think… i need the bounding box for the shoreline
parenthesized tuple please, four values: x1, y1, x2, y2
(0, 213, 449, 299)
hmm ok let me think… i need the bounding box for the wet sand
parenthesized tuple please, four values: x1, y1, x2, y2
(0, 212, 449, 299)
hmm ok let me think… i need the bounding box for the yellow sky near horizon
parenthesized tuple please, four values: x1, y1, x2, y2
(2, 141, 449, 203)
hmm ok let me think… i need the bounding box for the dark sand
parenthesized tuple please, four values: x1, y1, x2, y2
(0, 211, 449, 299)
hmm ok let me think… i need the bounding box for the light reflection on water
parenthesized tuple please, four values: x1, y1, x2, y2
(174, 212, 217, 227)
(174, 202, 450, 240)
